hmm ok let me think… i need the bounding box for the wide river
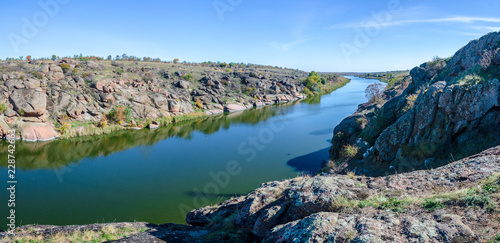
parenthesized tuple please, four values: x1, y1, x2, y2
(0, 76, 380, 228)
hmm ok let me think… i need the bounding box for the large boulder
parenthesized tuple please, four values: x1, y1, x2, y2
(21, 122, 58, 141)
(48, 72, 65, 82)
(186, 176, 365, 238)
(49, 64, 63, 73)
(0, 116, 11, 137)
(9, 89, 47, 117)
(176, 80, 191, 89)
(152, 95, 169, 110)
(224, 104, 246, 112)
(4, 80, 25, 89)
(24, 78, 41, 89)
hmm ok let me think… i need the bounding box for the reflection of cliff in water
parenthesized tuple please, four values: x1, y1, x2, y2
(0, 102, 298, 170)
(301, 95, 321, 104)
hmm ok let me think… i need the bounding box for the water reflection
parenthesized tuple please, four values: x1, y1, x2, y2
(0, 101, 300, 171)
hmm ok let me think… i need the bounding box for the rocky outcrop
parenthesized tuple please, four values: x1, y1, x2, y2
(330, 31, 500, 175)
(0, 59, 313, 139)
(182, 146, 500, 242)
(20, 122, 58, 141)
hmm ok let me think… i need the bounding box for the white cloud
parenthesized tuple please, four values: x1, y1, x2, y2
(330, 16, 500, 29)
(269, 39, 311, 52)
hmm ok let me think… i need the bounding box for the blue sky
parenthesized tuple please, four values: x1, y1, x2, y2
(1, 0, 500, 72)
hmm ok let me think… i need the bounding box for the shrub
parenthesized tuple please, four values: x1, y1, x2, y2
(365, 83, 385, 103)
(340, 145, 358, 158)
(195, 100, 203, 109)
(356, 117, 366, 125)
(243, 86, 256, 96)
(108, 106, 131, 124)
(402, 94, 418, 113)
(99, 116, 108, 127)
(60, 63, 70, 72)
(302, 87, 314, 96)
(33, 71, 43, 79)
(182, 74, 193, 81)
(57, 121, 72, 134)
(303, 71, 321, 90)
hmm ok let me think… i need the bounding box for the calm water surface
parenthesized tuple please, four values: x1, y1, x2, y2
(0, 76, 380, 228)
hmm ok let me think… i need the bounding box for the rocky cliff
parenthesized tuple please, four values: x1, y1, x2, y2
(330, 31, 500, 176)
(0, 59, 315, 141)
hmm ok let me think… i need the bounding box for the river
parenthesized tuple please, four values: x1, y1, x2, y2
(0, 76, 381, 228)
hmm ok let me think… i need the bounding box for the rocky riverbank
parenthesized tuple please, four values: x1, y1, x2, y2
(2, 146, 499, 242)
(0, 60, 344, 141)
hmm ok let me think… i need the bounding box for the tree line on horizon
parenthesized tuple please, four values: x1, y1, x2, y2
(1, 54, 298, 71)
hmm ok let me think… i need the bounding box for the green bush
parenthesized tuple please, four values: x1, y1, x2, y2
(303, 71, 320, 90)
(107, 106, 132, 124)
(340, 145, 358, 158)
(182, 74, 193, 81)
(422, 199, 445, 211)
(60, 63, 70, 72)
(243, 86, 256, 96)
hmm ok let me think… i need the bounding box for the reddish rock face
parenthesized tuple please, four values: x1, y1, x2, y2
(9, 89, 47, 117)
(225, 104, 246, 112)
(21, 122, 58, 141)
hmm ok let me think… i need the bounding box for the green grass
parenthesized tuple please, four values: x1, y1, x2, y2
(5, 225, 143, 243)
(488, 231, 500, 243)
(0, 102, 7, 113)
(422, 198, 446, 211)
(325, 173, 500, 214)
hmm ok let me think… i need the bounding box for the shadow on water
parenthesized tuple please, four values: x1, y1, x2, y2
(184, 191, 248, 198)
(309, 128, 333, 136)
(0, 102, 299, 171)
(286, 147, 330, 173)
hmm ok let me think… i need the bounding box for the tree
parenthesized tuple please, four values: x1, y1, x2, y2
(173, 58, 179, 64)
(304, 71, 321, 90)
(107, 55, 112, 61)
(26, 55, 32, 62)
(51, 55, 57, 61)
(365, 83, 385, 103)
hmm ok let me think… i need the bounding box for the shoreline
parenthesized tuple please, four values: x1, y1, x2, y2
(12, 77, 351, 142)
